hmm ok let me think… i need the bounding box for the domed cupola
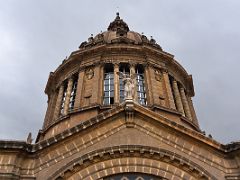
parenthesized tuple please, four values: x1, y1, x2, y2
(40, 13, 200, 141)
(107, 12, 129, 33)
(79, 13, 162, 48)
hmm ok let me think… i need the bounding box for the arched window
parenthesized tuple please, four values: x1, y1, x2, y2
(136, 65, 146, 105)
(103, 64, 114, 105)
(119, 63, 130, 102)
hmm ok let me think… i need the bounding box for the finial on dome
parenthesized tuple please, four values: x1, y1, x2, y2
(107, 12, 129, 32)
(116, 12, 120, 20)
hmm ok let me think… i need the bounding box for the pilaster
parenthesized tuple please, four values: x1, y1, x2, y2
(114, 63, 120, 104)
(74, 70, 84, 108)
(144, 64, 153, 106)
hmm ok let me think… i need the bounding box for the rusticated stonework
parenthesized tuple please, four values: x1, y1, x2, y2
(0, 13, 239, 180)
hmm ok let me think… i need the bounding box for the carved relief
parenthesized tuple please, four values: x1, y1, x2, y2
(85, 68, 94, 80)
(154, 69, 162, 81)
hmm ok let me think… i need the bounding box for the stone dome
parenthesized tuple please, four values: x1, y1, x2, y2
(79, 12, 161, 49)
(98, 30, 143, 44)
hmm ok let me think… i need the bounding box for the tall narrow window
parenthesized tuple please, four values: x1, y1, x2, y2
(69, 76, 78, 111)
(136, 65, 146, 105)
(60, 84, 67, 115)
(103, 64, 114, 105)
(119, 63, 130, 102)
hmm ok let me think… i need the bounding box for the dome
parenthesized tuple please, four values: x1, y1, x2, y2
(79, 12, 161, 49)
(98, 30, 143, 44)
(43, 12, 199, 141)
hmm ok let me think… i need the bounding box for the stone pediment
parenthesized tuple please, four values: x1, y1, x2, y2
(0, 101, 232, 156)
(34, 107, 225, 179)
(29, 101, 223, 154)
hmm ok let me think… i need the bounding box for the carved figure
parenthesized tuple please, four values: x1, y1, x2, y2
(154, 69, 162, 81)
(117, 72, 136, 100)
(85, 68, 94, 80)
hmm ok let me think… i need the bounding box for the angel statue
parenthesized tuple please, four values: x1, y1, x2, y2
(117, 72, 136, 100)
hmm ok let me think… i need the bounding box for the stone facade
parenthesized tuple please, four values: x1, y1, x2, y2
(0, 13, 240, 180)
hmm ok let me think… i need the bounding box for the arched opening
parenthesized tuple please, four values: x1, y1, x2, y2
(104, 173, 163, 180)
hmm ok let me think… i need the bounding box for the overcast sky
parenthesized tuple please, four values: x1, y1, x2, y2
(0, 0, 239, 144)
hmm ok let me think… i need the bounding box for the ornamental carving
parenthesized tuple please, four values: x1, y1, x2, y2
(154, 69, 162, 81)
(85, 68, 94, 80)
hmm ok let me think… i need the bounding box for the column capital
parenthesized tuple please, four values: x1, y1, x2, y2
(179, 85, 185, 91)
(162, 68, 168, 73)
(113, 61, 120, 67)
(142, 62, 151, 68)
(128, 61, 136, 67)
(172, 79, 178, 84)
(68, 76, 74, 82)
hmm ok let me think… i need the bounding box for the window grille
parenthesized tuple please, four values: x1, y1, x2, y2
(136, 65, 146, 105)
(69, 78, 78, 111)
(60, 85, 67, 115)
(103, 64, 114, 105)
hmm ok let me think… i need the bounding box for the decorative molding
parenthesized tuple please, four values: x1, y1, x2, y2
(50, 145, 215, 180)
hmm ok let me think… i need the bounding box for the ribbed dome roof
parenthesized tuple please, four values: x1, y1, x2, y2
(95, 12, 142, 44)
(97, 30, 143, 44)
(79, 13, 161, 49)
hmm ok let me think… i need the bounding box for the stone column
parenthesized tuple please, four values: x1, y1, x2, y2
(187, 96, 199, 126)
(74, 70, 84, 108)
(180, 87, 192, 120)
(130, 63, 138, 102)
(43, 92, 57, 129)
(114, 63, 119, 104)
(97, 64, 104, 104)
(53, 84, 64, 120)
(162, 71, 176, 109)
(63, 77, 74, 115)
(172, 80, 185, 116)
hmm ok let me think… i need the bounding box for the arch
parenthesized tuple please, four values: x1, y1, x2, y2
(49, 145, 216, 180)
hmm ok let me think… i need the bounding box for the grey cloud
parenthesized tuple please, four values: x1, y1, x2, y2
(0, 0, 239, 143)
